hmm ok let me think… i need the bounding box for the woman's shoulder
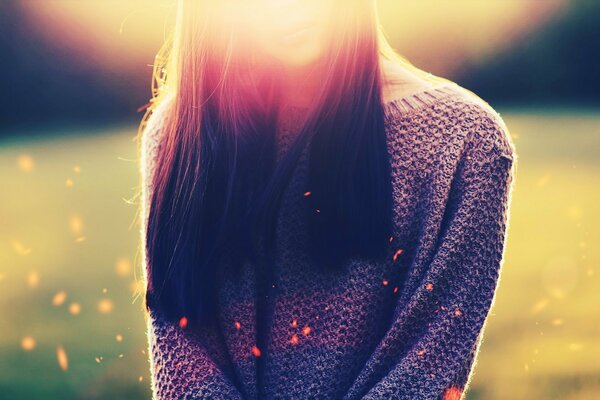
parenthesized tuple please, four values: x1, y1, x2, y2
(384, 79, 517, 166)
(443, 84, 517, 165)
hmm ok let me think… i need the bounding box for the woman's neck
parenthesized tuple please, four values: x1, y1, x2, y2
(277, 56, 430, 108)
(279, 61, 324, 109)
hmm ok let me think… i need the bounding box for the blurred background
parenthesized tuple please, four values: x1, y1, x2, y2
(0, 0, 598, 399)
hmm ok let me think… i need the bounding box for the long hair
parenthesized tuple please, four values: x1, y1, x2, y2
(137, 0, 451, 327)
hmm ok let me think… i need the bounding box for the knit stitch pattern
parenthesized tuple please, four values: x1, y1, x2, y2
(139, 81, 517, 400)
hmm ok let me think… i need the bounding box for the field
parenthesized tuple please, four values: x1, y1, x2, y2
(0, 109, 598, 399)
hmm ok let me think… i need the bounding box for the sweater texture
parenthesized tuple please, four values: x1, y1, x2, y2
(139, 81, 517, 400)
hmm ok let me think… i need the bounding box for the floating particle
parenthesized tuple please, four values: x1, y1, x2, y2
(315, 209, 321, 213)
(251, 345, 262, 357)
(303, 191, 311, 197)
(440, 306, 447, 311)
(21, 336, 36, 351)
(179, 316, 188, 329)
(115, 258, 131, 277)
(442, 386, 462, 400)
(416, 349, 426, 357)
(302, 326, 311, 336)
(12, 240, 32, 255)
(393, 287, 398, 293)
(291, 319, 298, 328)
(97, 299, 113, 314)
(568, 343, 583, 351)
(290, 334, 299, 345)
(66, 178, 74, 187)
(389, 235, 394, 242)
(69, 214, 84, 235)
(118, 353, 124, 358)
(95, 356, 103, 363)
(531, 298, 549, 314)
(425, 283, 434, 291)
(382, 279, 389, 286)
(17, 154, 35, 172)
(102, 288, 108, 294)
(73, 165, 81, 173)
(393, 249, 404, 262)
(234, 321, 241, 330)
(57, 345, 69, 371)
(138, 376, 144, 382)
(551, 318, 564, 326)
(115, 334, 123, 342)
(53, 291, 67, 306)
(27, 271, 39, 288)
(453, 308, 463, 317)
(74, 236, 86, 243)
(69, 302, 81, 315)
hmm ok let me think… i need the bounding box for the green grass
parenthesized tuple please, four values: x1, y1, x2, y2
(0, 109, 599, 399)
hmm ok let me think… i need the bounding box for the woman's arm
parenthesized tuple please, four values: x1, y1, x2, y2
(140, 99, 246, 400)
(342, 117, 517, 400)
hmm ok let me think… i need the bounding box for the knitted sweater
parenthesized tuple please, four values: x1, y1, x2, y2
(139, 81, 517, 400)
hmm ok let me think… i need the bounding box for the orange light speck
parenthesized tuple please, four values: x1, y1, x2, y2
(17, 154, 35, 172)
(52, 290, 67, 306)
(442, 386, 463, 400)
(302, 326, 311, 336)
(425, 282, 434, 291)
(291, 318, 298, 328)
(56, 345, 69, 371)
(69, 302, 81, 315)
(251, 345, 262, 357)
(389, 235, 394, 242)
(393, 287, 398, 293)
(304, 191, 311, 197)
(393, 249, 404, 261)
(454, 308, 463, 317)
(234, 321, 241, 330)
(290, 334, 299, 345)
(383, 279, 389, 286)
(21, 336, 36, 351)
(97, 299, 113, 314)
(179, 316, 188, 329)
(416, 349, 426, 356)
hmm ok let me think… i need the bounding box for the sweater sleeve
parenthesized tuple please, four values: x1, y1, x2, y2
(139, 99, 246, 400)
(342, 120, 517, 400)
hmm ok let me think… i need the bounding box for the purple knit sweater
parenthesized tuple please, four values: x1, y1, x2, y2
(139, 81, 517, 400)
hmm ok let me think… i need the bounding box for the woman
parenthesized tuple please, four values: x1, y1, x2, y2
(138, 1, 517, 399)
